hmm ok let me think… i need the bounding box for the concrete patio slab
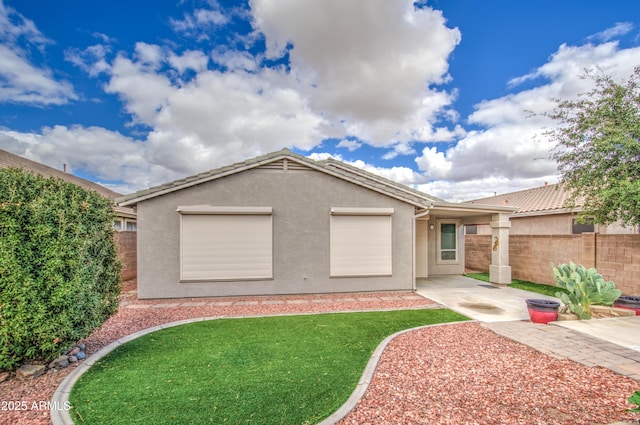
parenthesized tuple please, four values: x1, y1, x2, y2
(416, 275, 558, 322)
(552, 315, 640, 351)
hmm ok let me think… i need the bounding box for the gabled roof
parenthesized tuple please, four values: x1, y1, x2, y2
(118, 148, 438, 208)
(466, 183, 580, 216)
(320, 158, 444, 203)
(117, 148, 518, 217)
(0, 149, 122, 200)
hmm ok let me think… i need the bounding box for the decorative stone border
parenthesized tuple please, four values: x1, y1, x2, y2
(51, 314, 469, 425)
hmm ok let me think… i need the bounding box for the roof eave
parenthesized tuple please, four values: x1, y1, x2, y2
(430, 201, 520, 214)
(117, 150, 432, 209)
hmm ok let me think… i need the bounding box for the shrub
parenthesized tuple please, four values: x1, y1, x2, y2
(0, 168, 121, 370)
(552, 262, 621, 319)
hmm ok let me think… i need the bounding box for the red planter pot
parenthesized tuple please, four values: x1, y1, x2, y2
(614, 296, 640, 315)
(526, 299, 560, 324)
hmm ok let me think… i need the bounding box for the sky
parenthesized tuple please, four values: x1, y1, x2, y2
(1, 1, 639, 202)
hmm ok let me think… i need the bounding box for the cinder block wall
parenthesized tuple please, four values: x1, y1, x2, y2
(465, 235, 491, 272)
(465, 234, 640, 296)
(596, 235, 640, 296)
(114, 231, 137, 281)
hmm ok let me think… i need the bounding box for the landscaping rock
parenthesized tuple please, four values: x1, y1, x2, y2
(68, 355, 78, 363)
(49, 355, 69, 369)
(0, 371, 11, 383)
(16, 364, 46, 381)
(76, 351, 86, 360)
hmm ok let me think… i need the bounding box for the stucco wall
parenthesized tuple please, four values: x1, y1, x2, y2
(136, 167, 416, 298)
(465, 233, 640, 295)
(475, 213, 639, 235)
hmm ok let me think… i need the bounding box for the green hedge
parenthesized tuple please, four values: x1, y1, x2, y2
(0, 168, 121, 370)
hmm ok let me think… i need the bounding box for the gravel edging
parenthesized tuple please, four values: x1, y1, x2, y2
(317, 321, 471, 425)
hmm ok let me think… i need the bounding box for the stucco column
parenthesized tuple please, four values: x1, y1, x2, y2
(489, 213, 511, 285)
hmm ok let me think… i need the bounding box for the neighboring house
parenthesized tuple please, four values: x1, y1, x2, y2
(0, 149, 137, 230)
(118, 148, 516, 299)
(465, 183, 639, 235)
(464, 183, 640, 295)
(0, 149, 137, 280)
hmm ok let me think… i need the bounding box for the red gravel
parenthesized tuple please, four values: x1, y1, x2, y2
(1, 280, 638, 425)
(340, 322, 639, 425)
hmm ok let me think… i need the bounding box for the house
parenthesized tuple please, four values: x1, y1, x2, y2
(464, 183, 640, 295)
(465, 183, 639, 235)
(118, 148, 516, 299)
(0, 149, 137, 231)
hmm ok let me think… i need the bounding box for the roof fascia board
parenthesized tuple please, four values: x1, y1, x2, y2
(278, 156, 429, 208)
(512, 207, 582, 218)
(430, 201, 519, 214)
(323, 159, 442, 203)
(118, 153, 293, 206)
(118, 151, 429, 208)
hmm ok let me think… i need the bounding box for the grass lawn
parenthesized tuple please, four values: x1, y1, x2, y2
(464, 272, 568, 297)
(70, 309, 468, 425)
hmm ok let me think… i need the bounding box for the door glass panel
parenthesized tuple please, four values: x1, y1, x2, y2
(440, 223, 457, 261)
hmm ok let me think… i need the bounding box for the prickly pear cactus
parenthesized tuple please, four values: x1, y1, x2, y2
(552, 262, 621, 320)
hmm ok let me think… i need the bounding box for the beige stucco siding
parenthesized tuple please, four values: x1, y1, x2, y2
(136, 167, 415, 298)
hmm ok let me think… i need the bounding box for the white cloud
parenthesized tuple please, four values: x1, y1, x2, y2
(169, 2, 229, 40)
(587, 22, 634, 43)
(168, 50, 210, 74)
(250, 0, 461, 147)
(417, 175, 558, 203)
(0, 0, 49, 46)
(307, 152, 421, 187)
(0, 1, 77, 105)
(336, 139, 361, 152)
(211, 48, 258, 71)
(5, 2, 640, 205)
(414, 41, 640, 200)
(0, 125, 178, 193)
(102, 46, 324, 175)
(65, 44, 111, 77)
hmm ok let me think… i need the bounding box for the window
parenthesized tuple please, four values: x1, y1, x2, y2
(330, 208, 393, 277)
(465, 224, 478, 235)
(113, 219, 123, 231)
(572, 218, 594, 234)
(125, 220, 137, 231)
(438, 221, 458, 263)
(178, 206, 272, 281)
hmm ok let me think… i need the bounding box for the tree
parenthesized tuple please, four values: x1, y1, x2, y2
(546, 66, 640, 228)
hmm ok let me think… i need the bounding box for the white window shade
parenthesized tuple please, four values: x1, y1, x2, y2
(330, 209, 393, 277)
(179, 208, 272, 281)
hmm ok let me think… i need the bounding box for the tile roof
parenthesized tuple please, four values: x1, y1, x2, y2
(118, 148, 440, 208)
(117, 148, 518, 218)
(0, 149, 122, 200)
(320, 158, 445, 203)
(465, 183, 581, 215)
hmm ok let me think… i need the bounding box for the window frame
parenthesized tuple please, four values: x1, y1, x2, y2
(329, 208, 393, 277)
(436, 219, 460, 264)
(177, 206, 273, 282)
